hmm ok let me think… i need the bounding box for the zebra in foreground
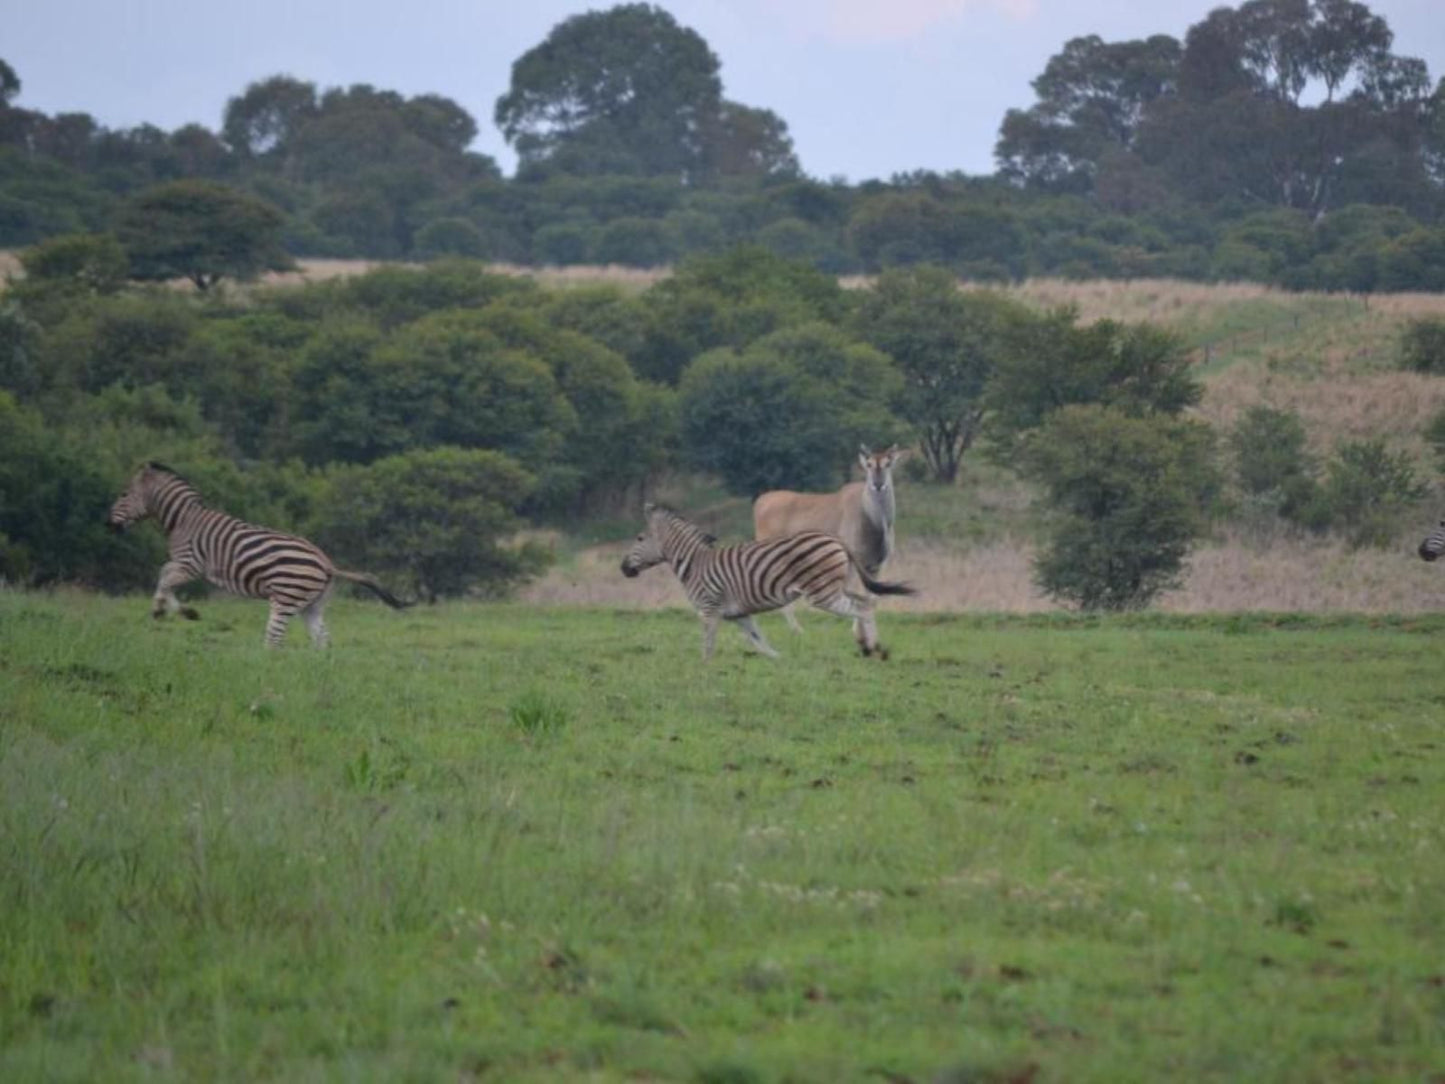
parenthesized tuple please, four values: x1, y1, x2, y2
(107, 462, 407, 647)
(1421, 520, 1445, 562)
(620, 503, 915, 660)
(753, 443, 908, 633)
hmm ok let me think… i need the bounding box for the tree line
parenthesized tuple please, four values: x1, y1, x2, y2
(4, 244, 1439, 609)
(1, 0, 1442, 290)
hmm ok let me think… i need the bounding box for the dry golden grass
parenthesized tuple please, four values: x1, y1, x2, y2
(520, 530, 1445, 615)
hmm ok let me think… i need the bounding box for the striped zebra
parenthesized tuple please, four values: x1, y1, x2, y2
(620, 503, 915, 660)
(107, 462, 406, 647)
(1420, 520, 1445, 562)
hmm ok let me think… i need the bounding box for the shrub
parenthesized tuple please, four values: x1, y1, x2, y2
(1399, 317, 1445, 375)
(1020, 405, 1221, 611)
(310, 446, 550, 601)
(1313, 438, 1429, 549)
(1227, 405, 1320, 524)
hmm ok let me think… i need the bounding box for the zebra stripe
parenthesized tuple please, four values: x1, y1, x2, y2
(1420, 520, 1445, 562)
(107, 462, 405, 647)
(620, 503, 914, 660)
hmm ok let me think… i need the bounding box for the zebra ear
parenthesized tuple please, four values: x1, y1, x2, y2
(642, 501, 656, 515)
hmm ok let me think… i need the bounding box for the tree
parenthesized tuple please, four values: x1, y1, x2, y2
(222, 75, 319, 159)
(1020, 405, 1221, 611)
(311, 446, 548, 602)
(116, 180, 293, 290)
(995, 34, 1182, 190)
(0, 59, 20, 106)
(0, 390, 155, 590)
(1227, 404, 1320, 524)
(1314, 437, 1428, 547)
(19, 232, 127, 295)
(678, 322, 903, 495)
(851, 266, 1028, 482)
(697, 101, 799, 180)
(985, 310, 1202, 463)
(495, 3, 724, 178)
(635, 246, 848, 384)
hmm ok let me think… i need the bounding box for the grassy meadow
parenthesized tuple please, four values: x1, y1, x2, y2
(4, 590, 1444, 1081)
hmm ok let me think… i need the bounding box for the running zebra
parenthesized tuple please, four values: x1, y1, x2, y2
(1420, 520, 1445, 562)
(107, 462, 407, 647)
(620, 503, 915, 660)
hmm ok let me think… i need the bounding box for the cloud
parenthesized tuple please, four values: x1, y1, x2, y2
(782, 0, 1039, 44)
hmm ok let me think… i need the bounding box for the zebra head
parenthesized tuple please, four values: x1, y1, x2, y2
(107, 463, 161, 533)
(621, 504, 714, 578)
(620, 503, 670, 578)
(106, 461, 190, 533)
(1420, 520, 1445, 562)
(859, 444, 907, 495)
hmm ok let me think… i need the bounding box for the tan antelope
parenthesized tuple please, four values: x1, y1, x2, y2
(752, 444, 908, 632)
(620, 504, 914, 660)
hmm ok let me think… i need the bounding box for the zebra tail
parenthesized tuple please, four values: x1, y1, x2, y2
(855, 562, 916, 597)
(333, 569, 411, 609)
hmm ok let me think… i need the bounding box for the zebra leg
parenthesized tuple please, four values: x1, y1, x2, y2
(301, 597, 330, 649)
(812, 591, 885, 659)
(263, 599, 295, 649)
(779, 602, 805, 634)
(151, 562, 198, 621)
(733, 615, 781, 659)
(700, 614, 721, 661)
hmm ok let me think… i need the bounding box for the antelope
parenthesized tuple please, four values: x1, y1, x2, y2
(752, 444, 908, 631)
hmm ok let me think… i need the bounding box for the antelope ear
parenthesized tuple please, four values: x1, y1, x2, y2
(858, 446, 872, 468)
(642, 501, 656, 515)
(891, 445, 910, 463)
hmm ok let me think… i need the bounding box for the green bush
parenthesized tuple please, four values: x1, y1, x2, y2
(1313, 438, 1428, 549)
(678, 322, 904, 495)
(1399, 317, 1445, 375)
(1020, 405, 1221, 611)
(310, 446, 550, 602)
(1227, 405, 1320, 524)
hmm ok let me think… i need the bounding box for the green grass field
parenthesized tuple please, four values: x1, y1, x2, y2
(3, 591, 1444, 1082)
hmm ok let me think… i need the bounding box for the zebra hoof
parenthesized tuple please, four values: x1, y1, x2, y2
(180, 607, 201, 621)
(876, 647, 890, 661)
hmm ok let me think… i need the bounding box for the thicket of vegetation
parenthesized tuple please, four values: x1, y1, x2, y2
(4, 238, 1440, 609)
(1, 0, 1443, 290)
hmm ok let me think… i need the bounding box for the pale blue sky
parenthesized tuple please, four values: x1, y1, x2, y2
(6, 0, 1443, 182)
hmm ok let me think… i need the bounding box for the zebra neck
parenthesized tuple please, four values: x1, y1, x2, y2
(156, 491, 206, 535)
(665, 532, 709, 582)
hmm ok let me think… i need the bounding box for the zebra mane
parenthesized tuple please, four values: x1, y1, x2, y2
(648, 504, 717, 547)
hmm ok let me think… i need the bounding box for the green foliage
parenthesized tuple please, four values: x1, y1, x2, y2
(414, 216, 487, 259)
(115, 180, 294, 290)
(1424, 407, 1445, 477)
(1020, 405, 1221, 610)
(1227, 405, 1320, 523)
(985, 309, 1202, 463)
(18, 232, 127, 294)
(1312, 438, 1429, 549)
(0, 391, 155, 589)
(495, 3, 724, 178)
(851, 267, 1028, 481)
(678, 322, 904, 495)
(508, 689, 572, 738)
(311, 446, 549, 601)
(636, 246, 848, 384)
(1398, 316, 1445, 374)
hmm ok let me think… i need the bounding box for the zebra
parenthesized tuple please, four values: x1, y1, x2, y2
(619, 503, 915, 660)
(1420, 520, 1445, 562)
(106, 462, 407, 647)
